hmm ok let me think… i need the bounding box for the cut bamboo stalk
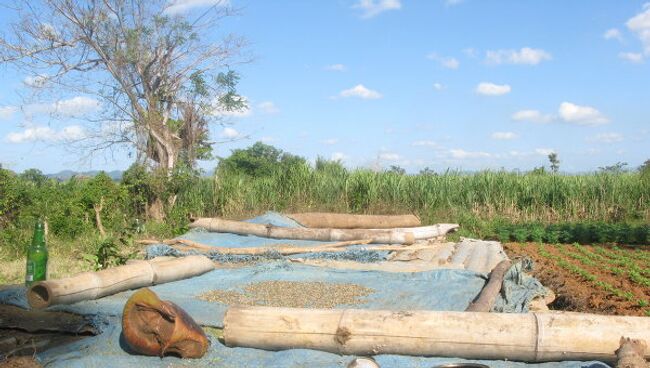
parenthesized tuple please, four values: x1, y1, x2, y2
(27, 256, 214, 309)
(189, 217, 459, 245)
(172, 243, 439, 256)
(169, 238, 374, 252)
(224, 307, 650, 363)
(465, 259, 512, 312)
(286, 213, 420, 229)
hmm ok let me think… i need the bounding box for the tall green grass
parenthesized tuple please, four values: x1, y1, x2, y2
(2, 165, 648, 260)
(181, 168, 649, 226)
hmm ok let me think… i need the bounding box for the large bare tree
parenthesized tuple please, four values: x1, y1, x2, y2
(0, 0, 247, 173)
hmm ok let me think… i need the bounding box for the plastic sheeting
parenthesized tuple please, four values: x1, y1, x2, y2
(493, 258, 548, 313)
(0, 263, 606, 368)
(0, 213, 607, 367)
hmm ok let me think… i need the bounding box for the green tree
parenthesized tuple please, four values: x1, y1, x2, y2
(387, 165, 406, 175)
(599, 162, 628, 173)
(0, 0, 248, 219)
(217, 142, 307, 177)
(80, 172, 124, 236)
(639, 159, 650, 179)
(20, 169, 48, 186)
(548, 152, 560, 173)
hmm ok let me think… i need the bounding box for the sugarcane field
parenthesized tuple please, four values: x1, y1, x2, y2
(0, 1, 649, 368)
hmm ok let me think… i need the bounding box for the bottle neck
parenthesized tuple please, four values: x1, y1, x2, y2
(31, 222, 46, 248)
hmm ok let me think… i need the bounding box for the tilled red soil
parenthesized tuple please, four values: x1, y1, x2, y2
(504, 243, 649, 316)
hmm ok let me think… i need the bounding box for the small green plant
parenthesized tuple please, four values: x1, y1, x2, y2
(83, 238, 125, 270)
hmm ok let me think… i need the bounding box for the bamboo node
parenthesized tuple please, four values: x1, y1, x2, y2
(335, 326, 352, 346)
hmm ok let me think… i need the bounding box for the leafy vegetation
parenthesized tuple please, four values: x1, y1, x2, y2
(1, 143, 649, 262)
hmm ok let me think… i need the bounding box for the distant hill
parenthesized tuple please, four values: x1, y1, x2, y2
(47, 170, 123, 181)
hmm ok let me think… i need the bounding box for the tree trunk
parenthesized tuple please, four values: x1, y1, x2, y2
(93, 197, 106, 237)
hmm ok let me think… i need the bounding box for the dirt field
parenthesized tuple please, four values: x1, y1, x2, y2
(504, 243, 650, 316)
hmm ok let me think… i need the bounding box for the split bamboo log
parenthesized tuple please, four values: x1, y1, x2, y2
(224, 307, 650, 363)
(189, 218, 459, 245)
(172, 243, 438, 256)
(166, 238, 373, 253)
(27, 255, 214, 309)
(286, 213, 420, 229)
(465, 259, 512, 312)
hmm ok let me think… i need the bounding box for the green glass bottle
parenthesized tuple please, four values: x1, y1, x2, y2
(25, 219, 48, 287)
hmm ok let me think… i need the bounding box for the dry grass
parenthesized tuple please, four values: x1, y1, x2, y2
(0, 248, 93, 285)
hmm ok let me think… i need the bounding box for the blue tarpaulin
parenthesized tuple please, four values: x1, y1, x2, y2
(0, 213, 608, 368)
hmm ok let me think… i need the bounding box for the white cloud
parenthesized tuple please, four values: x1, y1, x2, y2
(353, 0, 402, 18)
(604, 28, 623, 42)
(463, 48, 478, 58)
(558, 102, 609, 126)
(449, 149, 491, 159)
(445, 0, 464, 5)
(52, 96, 100, 116)
(25, 96, 100, 118)
(626, 3, 650, 55)
(322, 138, 339, 145)
(535, 148, 555, 156)
(220, 127, 241, 139)
(24, 74, 48, 87)
(0, 106, 17, 120)
(427, 53, 459, 69)
(475, 82, 511, 96)
(325, 64, 347, 72)
(331, 152, 348, 161)
(490, 132, 518, 140)
(433, 82, 445, 91)
(257, 101, 280, 114)
(6, 125, 85, 143)
(165, 0, 230, 15)
(511, 109, 554, 124)
(412, 140, 439, 147)
(485, 47, 552, 65)
(378, 152, 400, 161)
(339, 84, 382, 99)
(589, 132, 624, 143)
(618, 52, 644, 63)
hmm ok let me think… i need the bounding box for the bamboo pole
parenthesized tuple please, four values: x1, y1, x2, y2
(189, 218, 459, 245)
(224, 307, 650, 363)
(286, 213, 421, 229)
(171, 243, 438, 256)
(465, 259, 512, 312)
(27, 256, 214, 309)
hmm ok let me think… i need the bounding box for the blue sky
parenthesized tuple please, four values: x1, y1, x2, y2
(1, 0, 649, 173)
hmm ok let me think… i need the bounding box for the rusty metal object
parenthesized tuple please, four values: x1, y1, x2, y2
(121, 288, 209, 358)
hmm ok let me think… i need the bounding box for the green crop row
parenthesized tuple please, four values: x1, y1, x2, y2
(537, 244, 648, 309)
(568, 244, 650, 288)
(488, 222, 649, 245)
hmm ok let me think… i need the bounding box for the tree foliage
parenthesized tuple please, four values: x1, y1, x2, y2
(0, 0, 247, 172)
(217, 142, 307, 177)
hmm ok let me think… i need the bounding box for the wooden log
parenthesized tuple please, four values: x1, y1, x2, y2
(224, 307, 650, 363)
(169, 238, 373, 253)
(27, 256, 214, 309)
(189, 217, 459, 245)
(172, 243, 439, 256)
(286, 213, 421, 229)
(465, 259, 512, 312)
